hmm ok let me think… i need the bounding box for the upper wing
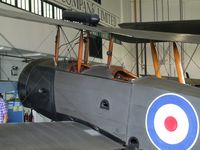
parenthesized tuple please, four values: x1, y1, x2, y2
(1, 8, 200, 44)
(0, 121, 124, 150)
(119, 20, 200, 35)
(112, 34, 164, 43)
(118, 20, 200, 43)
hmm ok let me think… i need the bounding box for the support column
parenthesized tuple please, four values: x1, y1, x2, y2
(150, 42, 161, 78)
(54, 26, 60, 66)
(77, 30, 83, 73)
(107, 35, 113, 66)
(84, 32, 90, 65)
(173, 42, 185, 84)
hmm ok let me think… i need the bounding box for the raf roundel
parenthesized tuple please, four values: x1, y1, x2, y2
(145, 93, 199, 150)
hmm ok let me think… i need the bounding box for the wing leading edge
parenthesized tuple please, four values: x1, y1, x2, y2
(1, 8, 200, 43)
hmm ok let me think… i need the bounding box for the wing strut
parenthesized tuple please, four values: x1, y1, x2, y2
(173, 42, 185, 84)
(77, 30, 84, 73)
(54, 26, 60, 65)
(107, 35, 113, 66)
(84, 31, 90, 65)
(150, 42, 161, 78)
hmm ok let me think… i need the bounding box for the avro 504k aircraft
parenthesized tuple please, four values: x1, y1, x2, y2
(0, 8, 200, 150)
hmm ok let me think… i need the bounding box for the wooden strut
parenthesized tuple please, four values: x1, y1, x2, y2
(107, 35, 113, 66)
(84, 31, 90, 65)
(173, 42, 185, 84)
(150, 42, 161, 78)
(54, 26, 60, 66)
(77, 30, 83, 73)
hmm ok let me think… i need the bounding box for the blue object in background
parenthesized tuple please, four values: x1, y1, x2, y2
(8, 101, 24, 123)
(0, 81, 24, 123)
(0, 81, 17, 93)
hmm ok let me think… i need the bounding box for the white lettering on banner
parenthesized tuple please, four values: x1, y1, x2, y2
(49, 0, 119, 27)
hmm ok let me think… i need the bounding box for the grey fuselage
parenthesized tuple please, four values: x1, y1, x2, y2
(18, 59, 200, 150)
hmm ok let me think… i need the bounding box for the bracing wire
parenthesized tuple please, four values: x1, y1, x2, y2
(60, 27, 78, 58)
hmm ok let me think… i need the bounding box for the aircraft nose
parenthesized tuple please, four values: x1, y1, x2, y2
(18, 58, 56, 119)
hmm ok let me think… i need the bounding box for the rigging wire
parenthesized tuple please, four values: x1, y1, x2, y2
(60, 27, 78, 58)
(0, 34, 28, 89)
(156, 42, 171, 76)
(89, 37, 106, 65)
(14, 28, 83, 102)
(0, 33, 27, 58)
(177, 43, 200, 72)
(33, 27, 55, 52)
(107, 42, 152, 76)
(183, 44, 199, 72)
(102, 43, 123, 66)
(59, 31, 81, 58)
(0, 28, 56, 61)
(121, 42, 149, 74)
(131, 45, 144, 73)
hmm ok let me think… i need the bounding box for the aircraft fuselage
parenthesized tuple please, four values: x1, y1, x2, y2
(18, 58, 200, 150)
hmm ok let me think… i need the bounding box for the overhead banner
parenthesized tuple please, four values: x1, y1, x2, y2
(49, 0, 120, 27)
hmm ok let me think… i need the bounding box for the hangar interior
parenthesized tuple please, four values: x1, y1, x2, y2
(1, 0, 200, 81)
(0, 0, 200, 149)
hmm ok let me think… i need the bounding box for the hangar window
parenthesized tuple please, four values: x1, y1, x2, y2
(31, 0, 42, 15)
(54, 6, 62, 20)
(1, 0, 15, 6)
(2, 0, 15, 5)
(43, 1, 63, 19)
(17, 0, 30, 11)
(43, 2, 53, 18)
(0, 0, 63, 19)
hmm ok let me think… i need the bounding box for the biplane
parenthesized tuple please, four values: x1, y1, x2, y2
(1, 7, 200, 150)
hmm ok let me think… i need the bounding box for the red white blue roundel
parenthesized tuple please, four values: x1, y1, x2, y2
(145, 93, 199, 150)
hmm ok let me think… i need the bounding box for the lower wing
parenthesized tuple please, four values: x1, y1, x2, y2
(0, 121, 124, 150)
